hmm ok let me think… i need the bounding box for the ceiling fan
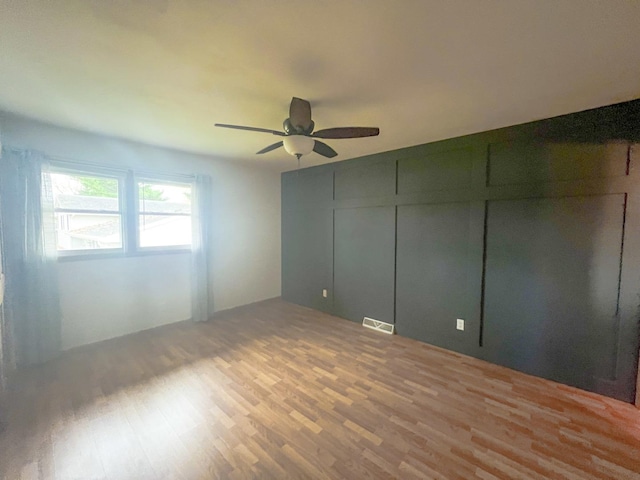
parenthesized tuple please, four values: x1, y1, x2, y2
(215, 97, 379, 161)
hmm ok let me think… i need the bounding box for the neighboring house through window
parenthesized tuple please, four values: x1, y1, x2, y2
(137, 180, 192, 249)
(51, 172, 124, 252)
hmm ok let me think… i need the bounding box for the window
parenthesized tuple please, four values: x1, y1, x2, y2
(137, 180, 192, 248)
(51, 172, 124, 252)
(49, 167, 194, 257)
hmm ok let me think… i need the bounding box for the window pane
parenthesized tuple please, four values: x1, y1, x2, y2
(51, 173, 120, 213)
(139, 214, 192, 247)
(51, 172, 123, 251)
(55, 213, 123, 250)
(138, 181, 191, 215)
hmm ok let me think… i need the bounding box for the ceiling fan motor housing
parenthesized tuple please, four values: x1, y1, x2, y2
(283, 118, 314, 135)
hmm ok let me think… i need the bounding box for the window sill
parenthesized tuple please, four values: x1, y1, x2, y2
(57, 248, 191, 262)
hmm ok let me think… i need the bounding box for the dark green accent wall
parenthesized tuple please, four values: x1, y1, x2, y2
(281, 99, 640, 403)
(334, 206, 395, 323)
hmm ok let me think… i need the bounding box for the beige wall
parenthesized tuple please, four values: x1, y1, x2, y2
(0, 112, 281, 350)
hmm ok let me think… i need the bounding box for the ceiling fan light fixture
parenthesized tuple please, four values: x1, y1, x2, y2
(283, 135, 314, 157)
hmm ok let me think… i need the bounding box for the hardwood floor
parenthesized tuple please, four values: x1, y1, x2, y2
(0, 298, 639, 479)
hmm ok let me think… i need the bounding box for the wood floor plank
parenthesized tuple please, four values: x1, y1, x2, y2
(1, 298, 639, 479)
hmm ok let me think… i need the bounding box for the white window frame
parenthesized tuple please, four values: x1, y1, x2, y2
(51, 166, 127, 258)
(49, 164, 195, 260)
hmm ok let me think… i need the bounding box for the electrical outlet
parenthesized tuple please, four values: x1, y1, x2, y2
(322, 289, 328, 298)
(456, 318, 465, 331)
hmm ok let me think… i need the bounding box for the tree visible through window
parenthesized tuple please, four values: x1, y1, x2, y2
(77, 176, 119, 198)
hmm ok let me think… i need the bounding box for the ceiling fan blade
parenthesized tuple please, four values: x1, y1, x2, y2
(313, 140, 338, 158)
(215, 123, 285, 136)
(289, 97, 312, 130)
(256, 141, 284, 154)
(312, 127, 380, 139)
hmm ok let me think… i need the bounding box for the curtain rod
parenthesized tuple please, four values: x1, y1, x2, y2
(1, 145, 197, 180)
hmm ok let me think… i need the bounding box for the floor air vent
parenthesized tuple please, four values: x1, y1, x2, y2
(362, 317, 395, 334)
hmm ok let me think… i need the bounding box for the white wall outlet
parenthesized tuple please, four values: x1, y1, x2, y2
(456, 318, 465, 331)
(322, 289, 328, 298)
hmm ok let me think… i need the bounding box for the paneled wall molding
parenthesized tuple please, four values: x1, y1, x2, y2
(282, 99, 640, 404)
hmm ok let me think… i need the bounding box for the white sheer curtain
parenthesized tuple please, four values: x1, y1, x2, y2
(191, 174, 214, 322)
(0, 148, 61, 365)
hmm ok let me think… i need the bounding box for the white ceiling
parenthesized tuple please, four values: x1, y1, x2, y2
(1, 1, 640, 172)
